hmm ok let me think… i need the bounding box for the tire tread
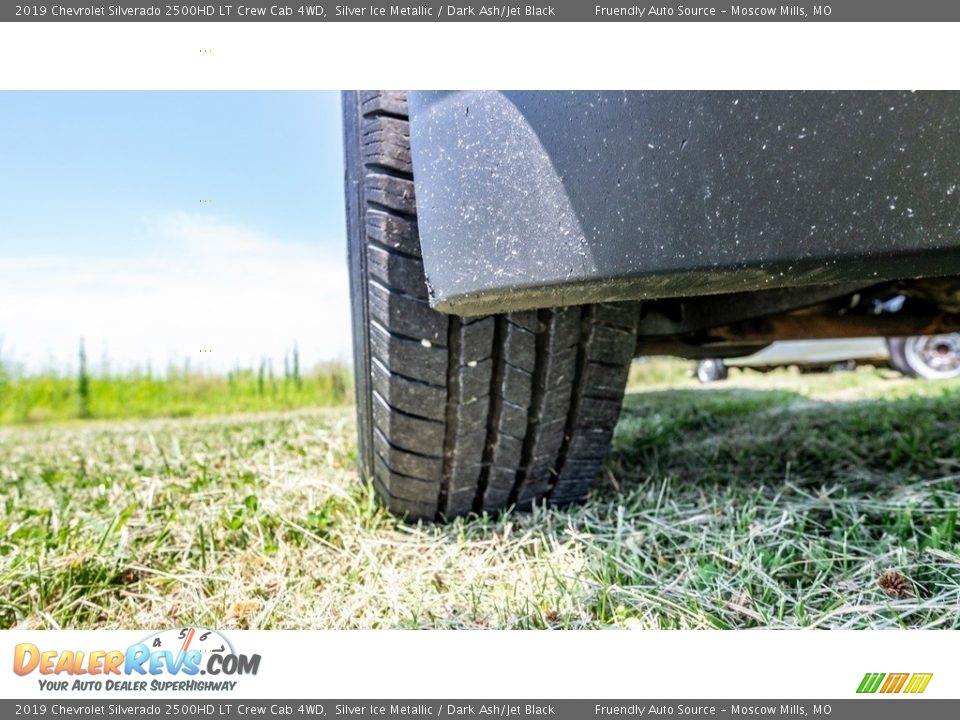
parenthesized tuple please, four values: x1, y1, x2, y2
(348, 91, 638, 520)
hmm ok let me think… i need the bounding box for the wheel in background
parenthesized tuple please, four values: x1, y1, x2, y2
(695, 359, 729, 384)
(888, 335, 960, 379)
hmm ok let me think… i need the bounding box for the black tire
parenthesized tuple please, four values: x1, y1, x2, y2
(344, 91, 640, 521)
(695, 359, 728, 384)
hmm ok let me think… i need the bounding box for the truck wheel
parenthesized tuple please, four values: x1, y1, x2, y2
(888, 335, 960, 379)
(695, 359, 728, 384)
(344, 91, 639, 521)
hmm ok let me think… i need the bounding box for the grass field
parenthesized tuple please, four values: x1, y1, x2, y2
(2, 361, 959, 630)
(0, 362, 351, 425)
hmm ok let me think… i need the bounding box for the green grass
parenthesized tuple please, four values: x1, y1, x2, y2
(1, 362, 959, 629)
(0, 364, 351, 425)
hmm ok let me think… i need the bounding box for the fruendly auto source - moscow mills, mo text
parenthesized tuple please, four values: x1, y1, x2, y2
(595, 4, 828, 17)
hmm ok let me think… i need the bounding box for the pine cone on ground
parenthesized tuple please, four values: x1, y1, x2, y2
(878, 569, 913, 599)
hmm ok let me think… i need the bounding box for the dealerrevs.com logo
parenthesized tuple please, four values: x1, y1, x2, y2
(13, 627, 261, 692)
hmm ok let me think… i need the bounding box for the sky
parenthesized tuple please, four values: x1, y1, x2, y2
(0, 91, 350, 374)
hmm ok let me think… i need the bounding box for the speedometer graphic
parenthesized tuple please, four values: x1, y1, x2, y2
(141, 627, 234, 661)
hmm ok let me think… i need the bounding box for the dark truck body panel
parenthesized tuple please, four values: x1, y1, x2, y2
(408, 91, 960, 316)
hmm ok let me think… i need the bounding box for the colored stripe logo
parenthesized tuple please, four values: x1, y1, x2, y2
(857, 672, 933, 694)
